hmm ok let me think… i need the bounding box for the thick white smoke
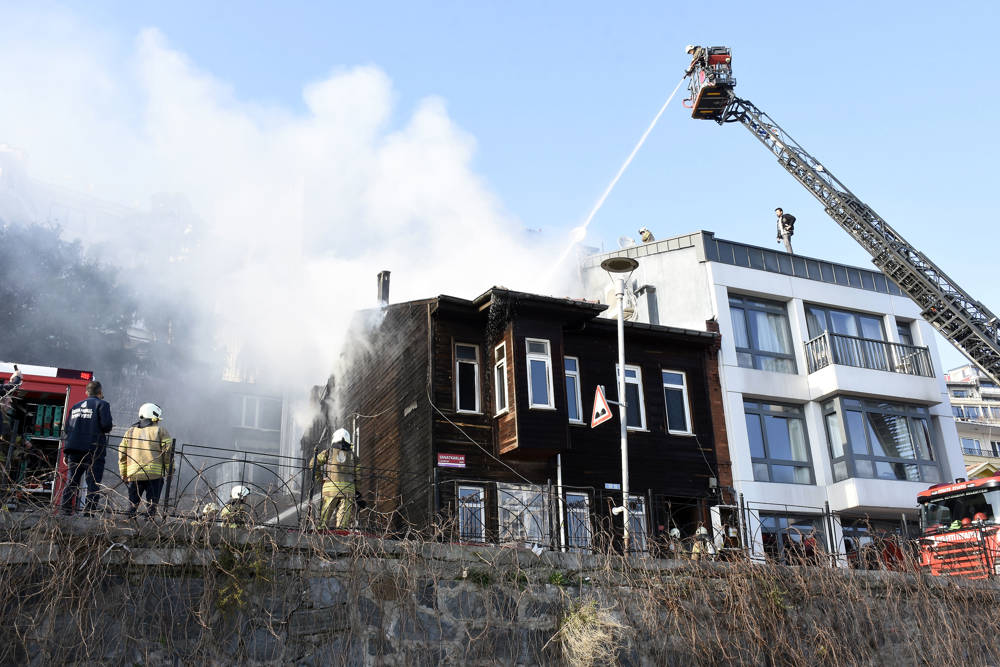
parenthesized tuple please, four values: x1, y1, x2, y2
(0, 12, 570, 414)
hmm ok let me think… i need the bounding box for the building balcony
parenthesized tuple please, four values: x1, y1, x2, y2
(804, 332, 933, 377)
(803, 332, 940, 404)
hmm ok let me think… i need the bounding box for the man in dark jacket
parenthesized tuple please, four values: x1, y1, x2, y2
(775, 207, 796, 254)
(61, 380, 113, 515)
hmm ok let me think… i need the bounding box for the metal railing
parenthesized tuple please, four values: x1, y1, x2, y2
(804, 331, 933, 377)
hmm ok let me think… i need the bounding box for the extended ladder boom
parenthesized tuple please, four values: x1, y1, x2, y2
(721, 95, 1000, 385)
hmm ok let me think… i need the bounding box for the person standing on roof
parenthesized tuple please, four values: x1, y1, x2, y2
(638, 227, 656, 243)
(684, 45, 708, 77)
(309, 427, 358, 529)
(119, 402, 173, 518)
(775, 207, 796, 254)
(61, 380, 113, 515)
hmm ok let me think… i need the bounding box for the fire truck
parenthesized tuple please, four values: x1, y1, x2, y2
(1, 361, 95, 509)
(917, 477, 1000, 579)
(688, 49, 1000, 577)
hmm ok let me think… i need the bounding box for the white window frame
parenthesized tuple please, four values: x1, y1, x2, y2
(236, 395, 282, 431)
(457, 485, 485, 542)
(455, 343, 481, 414)
(627, 494, 648, 553)
(661, 370, 693, 435)
(494, 342, 508, 415)
(498, 482, 549, 544)
(565, 356, 583, 424)
(526, 338, 555, 409)
(615, 363, 647, 430)
(564, 491, 591, 552)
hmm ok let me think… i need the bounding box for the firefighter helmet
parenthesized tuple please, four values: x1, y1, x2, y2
(685, 44, 696, 54)
(961, 517, 972, 527)
(974, 512, 988, 523)
(231, 485, 250, 501)
(669, 527, 681, 539)
(138, 402, 163, 421)
(331, 427, 352, 448)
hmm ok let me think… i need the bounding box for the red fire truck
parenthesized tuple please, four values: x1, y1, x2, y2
(917, 476, 1000, 579)
(1, 362, 95, 509)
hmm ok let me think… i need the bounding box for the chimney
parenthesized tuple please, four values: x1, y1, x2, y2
(377, 270, 391, 307)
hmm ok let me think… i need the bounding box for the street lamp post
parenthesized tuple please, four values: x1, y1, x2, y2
(600, 256, 639, 553)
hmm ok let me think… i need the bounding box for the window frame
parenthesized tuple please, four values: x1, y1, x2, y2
(744, 400, 815, 485)
(564, 491, 592, 552)
(497, 482, 549, 544)
(457, 485, 486, 543)
(822, 396, 939, 483)
(526, 338, 555, 410)
(494, 342, 508, 416)
(627, 494, 648, 553)
(234, 395, 282, 431)
(615, 363, 647, 431)
(728, 294, 797, 374)
(565, 356, 584, 424)
(661, 369, 693, 435)
(454, 342, 481, 414)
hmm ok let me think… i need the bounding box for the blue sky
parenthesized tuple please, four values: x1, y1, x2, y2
(4, 1, 998, 372)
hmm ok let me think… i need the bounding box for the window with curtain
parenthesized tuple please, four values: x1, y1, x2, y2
(744, 400, 814, 484)
(729, 295, 797, 374)
(822, 397, 939, 483)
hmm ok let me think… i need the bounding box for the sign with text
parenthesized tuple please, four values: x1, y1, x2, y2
(437, 453, 466, 468)
(591, 385, 613, 428)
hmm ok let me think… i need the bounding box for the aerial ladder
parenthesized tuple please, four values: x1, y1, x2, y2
(685, 47, 1000, 385)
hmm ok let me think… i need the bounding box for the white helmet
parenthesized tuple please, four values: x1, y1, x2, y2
(695, 526, 709, 537)
(669, 527, 682, 539)
(138, 402, 163, 421)
(231, 485, 250, 501)
(331, 427, 352, 448)
(685, 44, 696, 54)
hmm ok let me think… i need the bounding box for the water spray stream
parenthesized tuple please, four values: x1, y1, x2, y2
(546, 75, 688, 284)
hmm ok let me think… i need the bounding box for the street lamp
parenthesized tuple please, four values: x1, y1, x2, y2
(600, 255, 639, 552)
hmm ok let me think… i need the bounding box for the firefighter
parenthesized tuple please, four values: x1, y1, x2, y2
(775, 207, 796, 254)
(118, 402, 172, 518)
(309, 427, 358, 530)
(62, 380, 113, 515)
(684, 45, 708, 77)
(220, 485, 254, 526)
(691, 525, 717, 561)
(1, 364, 22, 395)
(638, 227, 655, 243)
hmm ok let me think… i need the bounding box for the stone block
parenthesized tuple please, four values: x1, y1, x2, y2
(288, 604, 349, 636)
(309, 576, 347, 607)
(358, 596, 383, 627)
(441, 587, 485, 620)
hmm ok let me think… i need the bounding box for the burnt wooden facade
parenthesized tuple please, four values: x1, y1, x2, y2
(333, 287, 730, 548)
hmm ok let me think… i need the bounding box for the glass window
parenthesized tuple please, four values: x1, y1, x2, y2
(526, 339, 554, 409)
(823, 397, 939, 483)
(662, 370, 692, 434)
(962, 437, 982, 454)
(806, 304, 885, 341)
(616, 364, 646, 430)
(234, 395, 283, 431)
(744, 401, 814, 484)
(498, 483, 549, 544)
(455, 343, 480, 413)
(494, 343, 508, 415)
(565, 356, 583, 423)
(729, 295, 796, 373)
(627, 495, 648, 553)
(760, 513, 826, 565)
(896, 321, 914, 346)
(565, 491, 591, 551)
(457, 486, 485, 542)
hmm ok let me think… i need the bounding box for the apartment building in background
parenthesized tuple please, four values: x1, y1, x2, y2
(945, 364, 1000, 478)
(581, 230, 965, 562)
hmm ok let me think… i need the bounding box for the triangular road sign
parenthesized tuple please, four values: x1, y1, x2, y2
(591, 385, 613, 428)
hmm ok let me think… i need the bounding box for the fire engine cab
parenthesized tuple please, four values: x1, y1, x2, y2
(918, 475, 1000, 579)
(1, 362, 95, 509)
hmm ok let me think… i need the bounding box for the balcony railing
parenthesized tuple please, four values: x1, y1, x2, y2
(804, 331, 933, 377)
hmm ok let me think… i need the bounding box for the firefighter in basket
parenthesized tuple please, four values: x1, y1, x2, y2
(309, 428, 358, 530)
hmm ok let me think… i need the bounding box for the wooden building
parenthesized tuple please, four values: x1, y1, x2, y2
(331, 286, 730, 552)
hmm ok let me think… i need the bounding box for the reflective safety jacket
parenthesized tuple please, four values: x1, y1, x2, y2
(309, 446, 358, 490)
(119, 419, 173, 481)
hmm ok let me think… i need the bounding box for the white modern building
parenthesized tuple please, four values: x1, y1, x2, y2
(945, 364, 1000, 478)
(581, 231, 965, 561)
